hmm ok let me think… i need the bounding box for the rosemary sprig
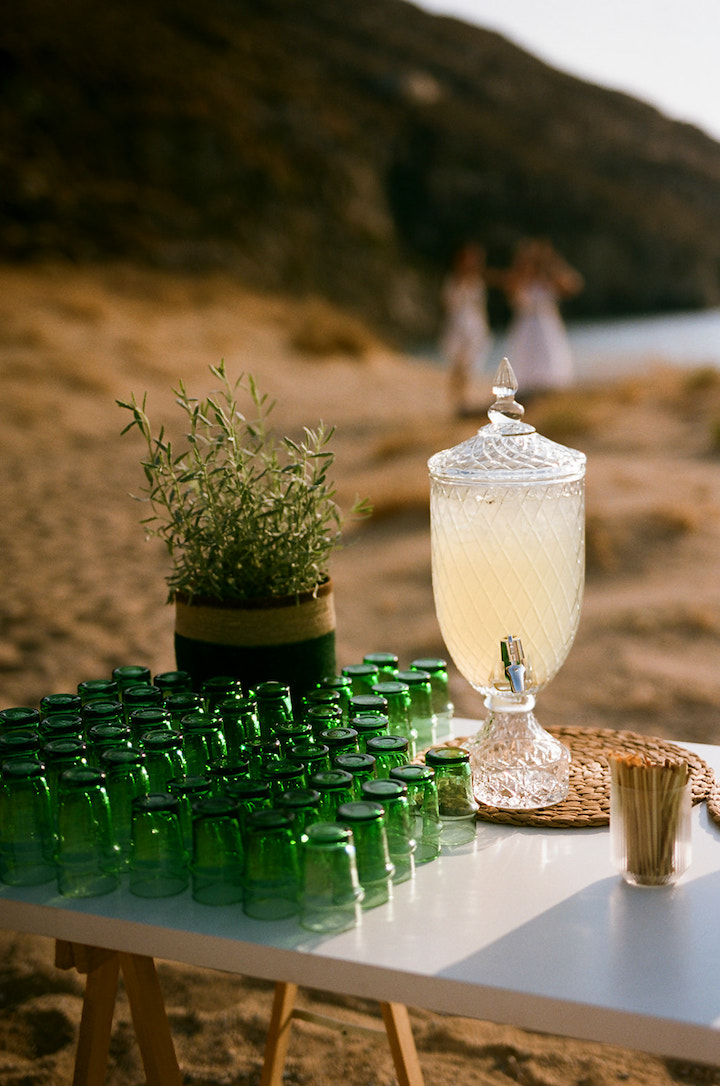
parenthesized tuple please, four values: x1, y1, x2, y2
(117, 362, 370, 603)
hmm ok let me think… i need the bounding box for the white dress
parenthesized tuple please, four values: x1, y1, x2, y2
(506, 281, 574, 393)
(441, 277, 491, 374)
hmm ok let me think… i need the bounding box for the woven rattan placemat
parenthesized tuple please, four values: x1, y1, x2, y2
(443, 725, 715, 828)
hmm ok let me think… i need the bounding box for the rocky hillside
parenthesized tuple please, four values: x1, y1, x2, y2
(3, 0, 720, 339)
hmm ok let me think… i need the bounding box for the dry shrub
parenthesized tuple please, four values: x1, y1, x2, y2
(289, 297, 375, 358)
(708, 418, 720, 455)
(683, 366, 720, 394)
(586, 504, 699, 576)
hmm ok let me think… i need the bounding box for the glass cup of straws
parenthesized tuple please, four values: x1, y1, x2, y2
(609, 753, 692, 887)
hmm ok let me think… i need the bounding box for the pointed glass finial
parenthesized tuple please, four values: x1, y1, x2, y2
(488, 358, 525, 427)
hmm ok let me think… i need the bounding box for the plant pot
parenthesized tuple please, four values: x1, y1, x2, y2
(174, 580, 337, 706)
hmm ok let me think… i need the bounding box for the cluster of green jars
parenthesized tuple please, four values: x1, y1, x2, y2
(0, 655, 478, 933)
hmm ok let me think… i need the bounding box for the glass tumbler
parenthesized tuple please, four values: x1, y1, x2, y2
(308, 769, 355, 822)
(55, 766, 119, 898)
(336, 800, 395, 909)
(129, 793, 188, 898)
(360, 779, 416, 884)
(299, 822, 363, 933)
(190, 795, 244, 905)
(390, 764, 441, 864)
(168, 775, 213, 852)
(0, 759, 56, 885)
(242, 808, 300, 920)
(101, 747, 150, 871)
(366, 735, 410, 778)
(333, 752, 377, 801)
(424, 746, 478, 848)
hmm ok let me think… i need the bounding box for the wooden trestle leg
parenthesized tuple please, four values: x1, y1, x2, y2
(54, 940, 182, 1086)
(260, 980, 424, 1086)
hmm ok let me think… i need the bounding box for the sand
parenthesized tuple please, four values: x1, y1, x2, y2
(1, 260, 720, 1084)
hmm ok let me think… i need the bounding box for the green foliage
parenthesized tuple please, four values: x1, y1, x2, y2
(118, 362, 370, 602)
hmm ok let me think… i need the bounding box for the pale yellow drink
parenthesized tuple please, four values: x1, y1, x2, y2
(430, 478, 584, 695)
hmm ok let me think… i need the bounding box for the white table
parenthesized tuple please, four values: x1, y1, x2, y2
(2, 724, 720, 1079)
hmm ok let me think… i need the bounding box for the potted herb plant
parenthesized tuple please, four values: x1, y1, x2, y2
(118, 362, 369, 701)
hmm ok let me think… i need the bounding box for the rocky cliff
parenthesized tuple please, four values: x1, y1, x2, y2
(3, 0, 720, 339)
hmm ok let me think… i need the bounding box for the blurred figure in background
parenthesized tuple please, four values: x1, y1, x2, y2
(440, 242, 495, 417)
(502, 238, 584, 397)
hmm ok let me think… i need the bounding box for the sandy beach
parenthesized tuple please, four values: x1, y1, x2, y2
(2, 261, 720, 1085)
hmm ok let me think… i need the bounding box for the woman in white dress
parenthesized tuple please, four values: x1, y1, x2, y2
(503, 239, 584, 396)
(440, 243, 494, 417)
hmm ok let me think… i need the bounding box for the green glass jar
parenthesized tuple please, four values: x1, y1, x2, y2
(262, 757, 307, 799)
(40, 713, 84, 741)
(153, 670, 193, 698)
(363, 652, 399, 678)
(410, 658, 453, 736)
(77, 679, 119, 706)
(0, 730, 42, 765)
(333, 752, 377, 801)
(0, 759, 56, 885)
(275, 788, 322, 840)
(206, 757, 251, 796)
(274, 719, 312, 757)
(302, 688, 343, 715)
(55, 766, 119, 897)
(101, 747, 151, 869)
(308, 769, 355, 822)
(138, 730, 187, 792)
(342, 663, 380, 696)
(395, 669, 436, 750)
(82, 700, 124, 737)
(0, 707, 41, 734)
(242, 808, 300, 920)
(218, 696, 260, 754)
(371, 681, 417, 758)
(129, 793, 188, 898)
(122, 684, 164, 725)
(350, 693, 389, 719)
(254, 681, 293, 741)
(165, 692, 203, 729)
(247, 738, 282, 780)
(87, 722, 132, 758)
(366, 735, 410, 778)
(41, 737, 88, 810)
(129, 707, 173, 740)
(360, 778, 416, 884)
(389, 764, 441, 864)
(303, 703, 343, 736)
(317, 675, 352, 723)
(424, 746, 478, 848)
(299, 822, 363, 933)
(224, 777, 273, 840)
(318, 727, 359, 756)
(202, 676, 243, 717)
(190, 795, 244, 906)
(168, 774, 214, 851)
(350, 712, 389, 752)
(179, 712, 228, 777)
(336, 800, 394, 908)
(288, 741, 331, 779)
(112, 665, 152, 695)
(40, 693, 81, 720)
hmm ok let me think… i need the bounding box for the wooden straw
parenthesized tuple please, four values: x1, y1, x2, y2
(609, 752, 689, 882)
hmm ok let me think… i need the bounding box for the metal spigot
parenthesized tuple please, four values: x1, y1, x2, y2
(501, 635, 526, 694)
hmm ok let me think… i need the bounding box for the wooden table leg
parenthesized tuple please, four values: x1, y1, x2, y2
(380, 1002, 425, 1086)
(55, 941, 120, 1086)
(119, 952, 183, 1086)
(260, 980, 299, 1086)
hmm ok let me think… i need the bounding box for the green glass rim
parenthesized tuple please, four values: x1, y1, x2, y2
(336, 800, 385, 822)
(425, 746, 470, 767)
